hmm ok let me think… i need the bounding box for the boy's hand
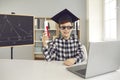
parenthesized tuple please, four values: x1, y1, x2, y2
(63, 58, 76, 66)
(42, 32, 49, 47)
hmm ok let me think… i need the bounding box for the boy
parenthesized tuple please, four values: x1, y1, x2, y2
(42, 9, 85, 66)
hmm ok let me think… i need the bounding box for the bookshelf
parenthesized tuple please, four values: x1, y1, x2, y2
(34, 17, 57, 60)
(34, 17, 80, 60)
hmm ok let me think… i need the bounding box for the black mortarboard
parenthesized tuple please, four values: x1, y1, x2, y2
(51, 9, 79, 24)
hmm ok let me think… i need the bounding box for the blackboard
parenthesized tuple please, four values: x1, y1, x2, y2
(0, 14, 34, 47)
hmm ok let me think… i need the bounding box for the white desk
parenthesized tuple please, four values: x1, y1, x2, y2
(0, 59, 120, 80)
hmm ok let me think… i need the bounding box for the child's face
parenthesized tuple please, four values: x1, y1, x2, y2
(59, 22, 73, 39)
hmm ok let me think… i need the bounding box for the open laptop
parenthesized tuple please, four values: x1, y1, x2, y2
(67, 41, 120, 79)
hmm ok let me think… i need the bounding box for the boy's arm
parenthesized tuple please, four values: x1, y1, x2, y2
(43, 41, 57, 61)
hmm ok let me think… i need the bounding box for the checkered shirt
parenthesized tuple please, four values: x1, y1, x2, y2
(43, 36, 84, 63)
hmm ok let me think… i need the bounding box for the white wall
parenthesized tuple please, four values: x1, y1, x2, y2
(13, 45, 34, 60)
(0, 45, 34, 59)
(117, 0, 120, 40)
(0, 47, 11, 59)
(0, 0, 87, 46)
(87, 0, 103, 43)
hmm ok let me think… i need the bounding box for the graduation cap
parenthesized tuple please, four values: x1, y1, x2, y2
(51, 9, 79, 24)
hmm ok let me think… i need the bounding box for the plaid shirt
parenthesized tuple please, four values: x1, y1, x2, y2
(43, 36, 84, 63)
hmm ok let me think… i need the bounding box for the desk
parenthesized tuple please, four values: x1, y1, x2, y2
(0, 59, 120, 80)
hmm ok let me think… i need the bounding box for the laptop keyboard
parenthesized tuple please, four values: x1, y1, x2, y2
(76, 69, 86, 75)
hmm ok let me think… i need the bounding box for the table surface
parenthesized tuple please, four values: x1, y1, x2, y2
(0, 59, 120, 80)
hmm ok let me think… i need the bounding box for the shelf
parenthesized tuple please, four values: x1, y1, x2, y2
(34, 29, 56, 30)
(34, 17, 57, 60)
(34, 46, 43, 53)
(34, 28, 44, 30)
(34, 52, 43, 54)
(34, 54, 45, 60)
(34, 41, 42, 43)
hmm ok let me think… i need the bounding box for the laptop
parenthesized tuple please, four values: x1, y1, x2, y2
(67, 41, 120, 79)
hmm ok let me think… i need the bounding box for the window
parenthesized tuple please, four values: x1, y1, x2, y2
(104, 0, 117, 41)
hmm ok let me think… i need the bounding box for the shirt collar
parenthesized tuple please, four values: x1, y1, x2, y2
(59, 35, 74, 40)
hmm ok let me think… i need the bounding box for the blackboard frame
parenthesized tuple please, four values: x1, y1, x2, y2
(0, 14, 34, 47)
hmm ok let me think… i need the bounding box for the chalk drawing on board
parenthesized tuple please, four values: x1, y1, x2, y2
(0, 14, 33, 46)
